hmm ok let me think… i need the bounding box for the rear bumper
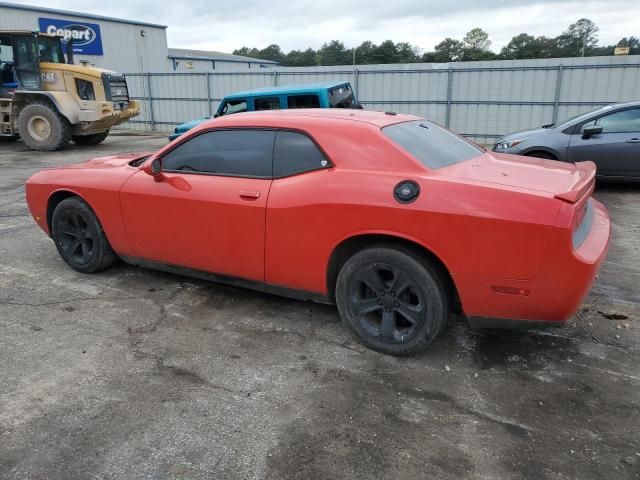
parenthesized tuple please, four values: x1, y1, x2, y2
(455, 199, 611, 325)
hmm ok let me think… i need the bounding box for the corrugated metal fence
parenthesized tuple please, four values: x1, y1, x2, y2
(123, 56, 640, 144)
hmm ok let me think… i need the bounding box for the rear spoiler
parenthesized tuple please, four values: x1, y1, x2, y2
(554, 161, 596, 203)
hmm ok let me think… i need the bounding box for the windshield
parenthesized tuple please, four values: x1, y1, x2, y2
(329, 84, 355, 108)
(383, 120, 483, 169)
(556, 105, 615, 128)
(38, 37, 65, 64)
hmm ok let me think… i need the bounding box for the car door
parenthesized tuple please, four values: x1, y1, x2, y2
(264, 130, 334, 291)
(568, 107, 640, 177)
(120, 129, 275, 282)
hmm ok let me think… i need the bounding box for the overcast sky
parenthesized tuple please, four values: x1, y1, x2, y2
(10, 0, 639, 53)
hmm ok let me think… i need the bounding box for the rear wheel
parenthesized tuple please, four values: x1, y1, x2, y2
(336, 246, 449, 355)
(525, 151, 556, 160)
(73, 130, 109, 145)
(51, 197, 118, 273)
(18, 102, 71, 151)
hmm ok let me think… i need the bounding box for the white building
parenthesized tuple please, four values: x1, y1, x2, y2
(168, 48, 277, 72)
(0, 1, 277, 75)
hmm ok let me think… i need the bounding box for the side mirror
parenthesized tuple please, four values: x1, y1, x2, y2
(582, 125, 603, 138)
(143, 157, 164, 181)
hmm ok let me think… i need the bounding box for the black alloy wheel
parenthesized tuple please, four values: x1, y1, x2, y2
(336, 246, 449, 355)
(349, 262, 425, 343)
(51, 197, 119, 273)
(56, 209, 95, 266)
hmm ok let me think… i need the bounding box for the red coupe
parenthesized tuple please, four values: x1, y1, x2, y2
(26, 110, 611, 355)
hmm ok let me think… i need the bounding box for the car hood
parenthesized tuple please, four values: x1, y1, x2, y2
(61, 152, 153, 169)
(439, 152, 594, 200)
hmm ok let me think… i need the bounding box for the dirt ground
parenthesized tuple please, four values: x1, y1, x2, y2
(0, 134, 638, 480)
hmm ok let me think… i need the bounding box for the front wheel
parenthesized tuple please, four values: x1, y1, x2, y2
(51, 197, 118, 273)
(336, 246, 449, 356)
(17, 102, 71, 151)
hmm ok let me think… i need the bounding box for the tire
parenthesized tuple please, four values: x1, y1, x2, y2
(336, 246, 449, 356)
(73, 130, 109, 145)
(525, 151, 556, 160)
(51, 197, 118, 273)
(18, 102, 71, 151)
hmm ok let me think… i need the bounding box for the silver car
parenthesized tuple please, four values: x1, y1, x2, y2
(494, 101, 640, 178)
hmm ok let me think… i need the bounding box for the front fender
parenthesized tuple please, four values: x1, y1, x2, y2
(13, 91, 78, 124)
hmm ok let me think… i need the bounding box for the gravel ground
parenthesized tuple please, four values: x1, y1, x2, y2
(0, 134, 639, 480)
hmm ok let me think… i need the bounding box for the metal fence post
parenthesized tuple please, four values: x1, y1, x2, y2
(353, 68, 359, 100)
(145, 73, 155, 131)
(273, 70, 278, 86)
(206, 72, 212, 116)
(445, 67, 453, 128)
(552, 64, 564, 125)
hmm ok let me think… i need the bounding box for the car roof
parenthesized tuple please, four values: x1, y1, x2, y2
(224, 81, 352, 99)
(197, 109, 418, 129)
(610, 100, 640, 108)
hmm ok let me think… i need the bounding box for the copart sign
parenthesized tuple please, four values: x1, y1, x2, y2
(38, 18, 104, 55)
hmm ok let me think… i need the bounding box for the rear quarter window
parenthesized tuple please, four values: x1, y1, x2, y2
(383, 120, 483, 169)
(287, 94, 320, 109)
(273, 131, 330, 177)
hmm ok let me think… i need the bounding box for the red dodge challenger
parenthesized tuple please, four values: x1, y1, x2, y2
(25, 109, 611, 355)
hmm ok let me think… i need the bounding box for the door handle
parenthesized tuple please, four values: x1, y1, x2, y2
(626, 138, 640, 144)
(239, 190, 260, 199)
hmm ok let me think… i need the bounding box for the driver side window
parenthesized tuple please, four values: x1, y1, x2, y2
(162, 129, 275, 178)
(582, 108, 640, 133)
(220, 99, 248, 116)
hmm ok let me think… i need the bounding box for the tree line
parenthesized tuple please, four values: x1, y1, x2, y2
(233, 19, 639, 66)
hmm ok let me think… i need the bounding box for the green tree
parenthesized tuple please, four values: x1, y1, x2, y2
(557, 18, 599, 56)
(233, 47, 261, 58)
(258, 44, 285, 63)
(461, 28, 495, 60)
(500, 33, 559, 59)
(463, 28, 491, 51)
(355, 41, 376, 64)
(395, 42, 420, 63)
(318, 40, 351, 65)
(283, 48, 318, 66)
(373, 40, 399, 63)
(430, 38, 465, 62)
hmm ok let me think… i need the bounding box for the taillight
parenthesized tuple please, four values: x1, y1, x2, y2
(572, 199, 594, 249)
(574, 201, 588, 232)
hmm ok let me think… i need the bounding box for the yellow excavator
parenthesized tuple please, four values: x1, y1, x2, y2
(0, 30, 140, 151)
